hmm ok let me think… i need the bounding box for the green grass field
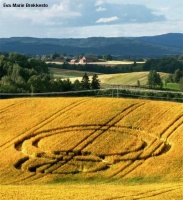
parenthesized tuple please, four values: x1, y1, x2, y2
(164, 83, 180, 91)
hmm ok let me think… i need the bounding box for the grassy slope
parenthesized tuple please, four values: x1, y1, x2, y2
(98, 72, 168, 85)
(49, 66, 170, 88)
(50, 69, 180, 92)
(99, 72, 148, 85)
(68, 71, 169, 86)
(164, 82, 180, 91)
(0, 97, 182, 199)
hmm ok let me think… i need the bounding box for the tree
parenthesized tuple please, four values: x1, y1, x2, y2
(0, 75, 14, 86)
(10, 64, 25, 85)
(174, 69, 183, 83)
(178, 55, 183, 61)
(0, 53, 51, 93)
(62, 79, 72, 91)
(9, 52, 28, 68)
(73, 79, 82, 91)
(51, 52, 60, 60)
(81, 72, 90, 90)
(137, 80, 140, 87)
(165, 74, 174, 83)
(147, 70, 162, 89)
(179, 77, 183, 91)
(0, 55, 7, 79)
(91, 74, 100, 89)
(41, 74, 51, 92)
(103, 54, 112, 61)
(147, 70, 154, 88)
(27, 75, 43, 93)
(143, 57, 183, 73)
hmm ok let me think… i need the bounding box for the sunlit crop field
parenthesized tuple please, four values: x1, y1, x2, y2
(68, 72, 168, 86)
(47, 60, 145, 66)
(98, 72, 168, 85)
(1, 183, 183, 200)
(0, 97, 182, 199)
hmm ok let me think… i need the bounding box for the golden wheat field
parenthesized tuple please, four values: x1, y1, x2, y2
(0, 97, 183, 199)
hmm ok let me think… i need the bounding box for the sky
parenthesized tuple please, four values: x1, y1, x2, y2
(0, 0, 183, 38)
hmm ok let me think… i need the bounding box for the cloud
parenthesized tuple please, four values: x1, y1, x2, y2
(67, 2, 167, 27)
(1, 0, 182, 38)
(47, 19, 183, 38)
(96, 16, 119, 23)
(95, 0, 105, 6)
(0, 0, 167, 27)
(46, 1, 81, 18)
(0, 0, 81, 25)
(96, 6, 107, 12)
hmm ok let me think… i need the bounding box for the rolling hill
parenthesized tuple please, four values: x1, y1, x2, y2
(0, 97, 183, 183)
(0, 97, 183, 199)
(67, 71, 168, 86)
(0, 33, 182, 57)
(98, 72, 168, 85)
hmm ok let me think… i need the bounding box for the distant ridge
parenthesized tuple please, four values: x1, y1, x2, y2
(0, 33, 182, 58)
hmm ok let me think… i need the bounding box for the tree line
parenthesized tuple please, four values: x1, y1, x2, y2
(143, 57, 183, 73)
(0, 53, 100, 93)
(47, 62, 139, 74)
(47, 56, 183, 74)
(146, 69, 183, 91)
(165, 68, 183, 91)
(147, 70, 163, 89)
(1, 52, 183, 93)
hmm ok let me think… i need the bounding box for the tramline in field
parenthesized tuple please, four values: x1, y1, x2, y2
(0, 97, 183, 185)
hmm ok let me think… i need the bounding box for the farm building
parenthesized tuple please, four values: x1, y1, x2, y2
(79, 57, 86, 64)
(70, 59, 78, 64)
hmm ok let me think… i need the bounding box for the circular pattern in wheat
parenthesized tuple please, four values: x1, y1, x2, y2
(14, 124, 170, 176)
